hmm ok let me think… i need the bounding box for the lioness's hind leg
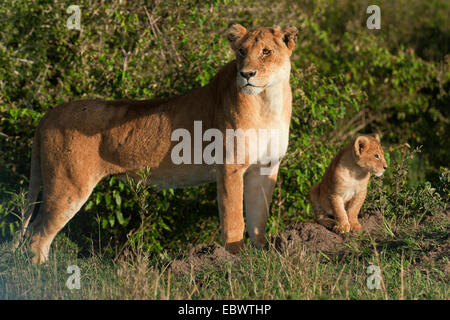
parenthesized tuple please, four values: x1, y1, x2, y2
(29, 179, 96, 264)
(243, 164, 279, 248)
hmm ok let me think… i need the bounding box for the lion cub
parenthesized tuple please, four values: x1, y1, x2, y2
(309, 134, 387, 233)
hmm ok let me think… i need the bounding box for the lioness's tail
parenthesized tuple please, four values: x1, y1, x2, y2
(11, 129, 42, 250)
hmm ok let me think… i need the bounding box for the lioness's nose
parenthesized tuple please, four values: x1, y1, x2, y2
(240, 70, 257, 80)
(383, 164, 387, 170)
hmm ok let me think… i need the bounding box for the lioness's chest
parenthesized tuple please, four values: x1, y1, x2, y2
(250, 87, 291, 165)
(254, 124, 289, 165)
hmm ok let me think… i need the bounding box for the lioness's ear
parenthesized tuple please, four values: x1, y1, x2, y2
(282, 26, 298, 51)
(354, 136, 369, 157)
(227, 24, 247, 51)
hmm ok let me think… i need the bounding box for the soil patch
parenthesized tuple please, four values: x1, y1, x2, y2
(170, 244, 240, 276)
(416, 237, 450, 275)
(273, 209, 385, 255)
(416, 209, 450, 274)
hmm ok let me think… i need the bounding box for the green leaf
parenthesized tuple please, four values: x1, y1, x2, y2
(108, 215, 115, 227)
(114, 191, 122, 207)
(116, 210, 125, 225)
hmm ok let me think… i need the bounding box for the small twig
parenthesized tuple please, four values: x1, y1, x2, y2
(329, 108, 381, 145)
(208, 226, 220, 245)
(400, 250, 404, 300)
(17, 58, 34, 64)
(144, 6, 168, 63)
(331, 264, 346, 295)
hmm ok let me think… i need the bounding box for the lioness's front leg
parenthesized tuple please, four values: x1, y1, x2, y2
(216, 165, 245, 253)
(243, 164, 279, 248)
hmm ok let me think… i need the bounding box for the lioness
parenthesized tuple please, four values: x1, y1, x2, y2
(18, 24, 298, 263)
(309, 135, 387, 233)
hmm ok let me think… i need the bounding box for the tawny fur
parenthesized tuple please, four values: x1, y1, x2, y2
(19, 25, 298, 263)
(309, 135, 387, 233)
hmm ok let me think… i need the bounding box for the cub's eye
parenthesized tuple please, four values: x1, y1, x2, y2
(262, 48, 272, 56)
(238, 48, 246, 57)
(374, 154, 380, 159)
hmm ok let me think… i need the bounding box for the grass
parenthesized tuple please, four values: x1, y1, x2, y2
(0, 206, 447, 300)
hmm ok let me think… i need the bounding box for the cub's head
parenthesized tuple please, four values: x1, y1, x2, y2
(353, 134, 388, 177)
(227, 24, 298, 95)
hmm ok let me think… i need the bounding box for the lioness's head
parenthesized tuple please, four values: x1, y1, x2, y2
(227, 24, 298, 95)
(353, 134, 388, 177)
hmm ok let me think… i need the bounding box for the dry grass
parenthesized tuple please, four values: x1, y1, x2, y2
(0, 219, 448, 300)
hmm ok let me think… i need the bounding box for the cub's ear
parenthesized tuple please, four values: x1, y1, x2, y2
(373, 133, 380, 142)
(354, 136, 369, 157)
(227, 24, 247, 51)
(282, 26, 298, 51)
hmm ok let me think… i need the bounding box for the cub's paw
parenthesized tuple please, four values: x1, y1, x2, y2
(350, 221, 363, 232)
(333, 222, 351, 234)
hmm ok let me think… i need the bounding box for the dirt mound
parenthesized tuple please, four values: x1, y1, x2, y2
(417, 208, 450, 274)
(424, 208, 450, 225)
(274, 223, 345, 255)
(170, 244, 240, 276)
(417, 239, 450, 275)
(170, 210, 385, 275)
(274, 209, 384, 255)
(424, 242, 450, 262)
(358, 209, 385, 235)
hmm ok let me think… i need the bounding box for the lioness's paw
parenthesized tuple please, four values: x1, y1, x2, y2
(251, 238, 267, 249)
(225, 240, 244, 254)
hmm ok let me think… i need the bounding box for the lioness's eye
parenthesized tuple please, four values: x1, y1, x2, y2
(238, 48, 246, 57)
(374, 154, 380, 159)
(262, 48, 271, 56)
